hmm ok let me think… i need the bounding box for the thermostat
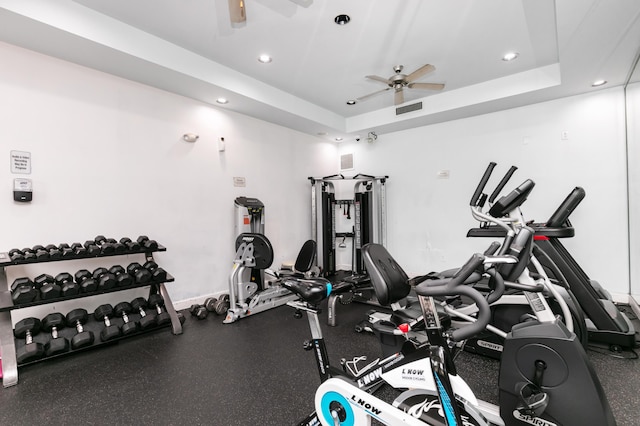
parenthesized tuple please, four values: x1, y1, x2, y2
(14, 178, 32, 202)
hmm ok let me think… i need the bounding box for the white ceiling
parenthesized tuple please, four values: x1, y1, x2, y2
(0, 0, 639, 142)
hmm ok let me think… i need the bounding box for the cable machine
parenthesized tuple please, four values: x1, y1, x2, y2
(308, 174, 388, 280)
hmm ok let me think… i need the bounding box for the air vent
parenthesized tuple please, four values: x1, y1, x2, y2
(396, 102, 422, 115)
(340, 153, 354, 170)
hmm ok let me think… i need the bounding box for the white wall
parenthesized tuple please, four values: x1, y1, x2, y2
(1, 39, 632, 324)
(627, 81, 640, 301)
(339, 88, 630, 298)
(0, 41, 338, 321)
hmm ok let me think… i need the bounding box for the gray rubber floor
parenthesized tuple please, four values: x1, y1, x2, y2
(0, 301, 638, 425)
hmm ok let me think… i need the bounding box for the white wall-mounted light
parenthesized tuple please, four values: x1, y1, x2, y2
(183, 133, 199, 142)
(367, 131, 378, 143)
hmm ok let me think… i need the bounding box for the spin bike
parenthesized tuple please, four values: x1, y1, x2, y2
(282, 249, 616, 425)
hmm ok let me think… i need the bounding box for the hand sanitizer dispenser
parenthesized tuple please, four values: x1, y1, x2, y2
(14, 178, 32, 202)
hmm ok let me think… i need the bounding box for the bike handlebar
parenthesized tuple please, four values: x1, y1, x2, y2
(415, 253, 492, 341)
(484, 267, 505, 305)
(470, 162, 496, 207)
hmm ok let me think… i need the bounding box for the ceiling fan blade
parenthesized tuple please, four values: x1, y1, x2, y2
(228, 0, 247, 23)
(405, 64, 435, 83)
(365, 75, 392, 85)
(408, 82, 445, 91)
(394, 89, 404, 105)
(356, 87, 391, 101)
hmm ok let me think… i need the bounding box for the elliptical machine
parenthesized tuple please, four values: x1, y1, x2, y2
(282, 243, 616, 425)
(467, 163, 637, 353)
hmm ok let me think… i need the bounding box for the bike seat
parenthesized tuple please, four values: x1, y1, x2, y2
(281, 277, 331, 305)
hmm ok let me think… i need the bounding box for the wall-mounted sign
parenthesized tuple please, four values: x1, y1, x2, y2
(10, 150, 31, 174)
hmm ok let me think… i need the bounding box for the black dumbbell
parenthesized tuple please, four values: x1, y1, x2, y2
(189, 304, 209, 320)
(74, 269, 99, 293)
(94, 304, 121, 341)
(94, 235, 116, 255)
(114, 302, 139, 335)
(108, 265, 133, 287)
(137, 235, 158, 251)
(126, 263, 151, 284)
(66, 309, 94, 349)
(119, 237, 141, 252)
(210, 294, 230, 315)
(92, 267, 117, 291)
(83, 240, 100, 256)
(42, 313, 69, 356)
(21, 248, 36, 262)
(70, 242, 87, 257)
(131, 297, 156, 329)
(32, 245, 50, 261)
(112, 240, 126, 254)
(143, 260, 167, 282)
(8, 248, 24, 262)
(45, 244, 62, 260)
(34, 274, 61, 300)
(148, 294, 171, 326)
(14, 318, 44, 363)
(11, 277, 37, 304)
(59, 243, 74, 258)
(55, 272, 80, 297)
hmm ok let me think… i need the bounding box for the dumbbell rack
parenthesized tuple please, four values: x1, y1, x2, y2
(0, 244, 182, 388)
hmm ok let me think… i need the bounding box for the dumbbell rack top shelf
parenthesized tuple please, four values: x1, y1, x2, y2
(0, 245, 167, 267)
(0, 242, 182, 388)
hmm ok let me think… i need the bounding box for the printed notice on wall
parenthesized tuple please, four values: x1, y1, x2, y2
(10, 151, 31, 174)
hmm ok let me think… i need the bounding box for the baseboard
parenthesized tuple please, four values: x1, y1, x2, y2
(173, 291, 228, 311)
(611, 292, 631, 304)
(629, 295, 640, 320)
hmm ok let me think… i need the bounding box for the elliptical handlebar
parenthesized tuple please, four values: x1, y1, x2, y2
(415, 253, 492, 341)
(470, 162, 496, 207)
(488, 165, 518, 203)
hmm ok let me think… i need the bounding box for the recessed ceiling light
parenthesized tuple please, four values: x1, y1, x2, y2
(346, 100, 356, 105)
(216, 98, 229, 104)
(502, 52, 519, 61)
(592, 80, 607, 87)
(317, 131, 328, 136)
(258, 54, 272, 63)
(335, 137, 343, 142)
(334, 14, 350, 25)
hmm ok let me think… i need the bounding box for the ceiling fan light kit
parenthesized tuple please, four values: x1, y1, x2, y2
(357, 64, 445, 106)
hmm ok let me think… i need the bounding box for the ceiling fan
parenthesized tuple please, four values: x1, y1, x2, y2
(228, 0, 247, 23)
(357, 64, 445, 106)
(228, 0, 313, 24)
